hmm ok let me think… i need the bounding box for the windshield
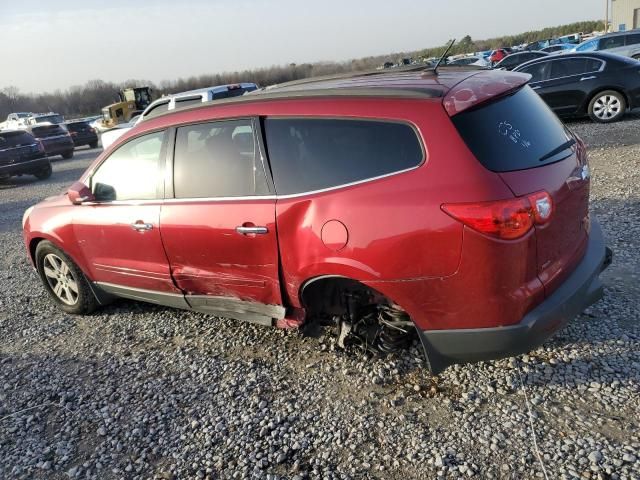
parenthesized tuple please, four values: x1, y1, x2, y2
(577, 40, 597, 52)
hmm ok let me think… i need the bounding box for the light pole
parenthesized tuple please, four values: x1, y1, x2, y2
(604, 0, 608, 32)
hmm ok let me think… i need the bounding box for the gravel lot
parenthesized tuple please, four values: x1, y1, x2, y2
(1, 116, 639, 480)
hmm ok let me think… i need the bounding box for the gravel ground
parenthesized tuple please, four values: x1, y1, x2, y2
(0, 117, 639, 480)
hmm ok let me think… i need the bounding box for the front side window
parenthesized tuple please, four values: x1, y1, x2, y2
(264, 118, 423, 195)
(600, 36, 625, 50)
(91, 131, 164, 201)
(173, 119, 269, 198)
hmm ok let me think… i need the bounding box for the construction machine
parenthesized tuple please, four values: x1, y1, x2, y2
(97, 87, 153, 131)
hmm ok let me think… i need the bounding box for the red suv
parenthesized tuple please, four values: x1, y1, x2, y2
(22, 68, 611, 374)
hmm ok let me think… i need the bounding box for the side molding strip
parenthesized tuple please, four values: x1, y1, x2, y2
(93, 282, 286, 327)
(95, 282, 190, 309)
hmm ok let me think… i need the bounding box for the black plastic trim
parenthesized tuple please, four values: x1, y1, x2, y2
(418, 220, 610, 375)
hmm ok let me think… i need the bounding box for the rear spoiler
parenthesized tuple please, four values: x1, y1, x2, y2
(443, 71, 531, 116)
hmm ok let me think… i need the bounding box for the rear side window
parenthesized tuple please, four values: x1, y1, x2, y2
(550, 58, 590, 78)
(626, 33, 640, 46)
(451, 86, 571, 172)
(173, 119, 269, 198)
(264, 118, 423, 195)
(0, 131, 35, 148)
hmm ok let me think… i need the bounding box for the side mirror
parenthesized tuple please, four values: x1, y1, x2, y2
(68, 181, 94, 205)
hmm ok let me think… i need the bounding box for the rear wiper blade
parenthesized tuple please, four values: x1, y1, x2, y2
(538, 138, 576, 162)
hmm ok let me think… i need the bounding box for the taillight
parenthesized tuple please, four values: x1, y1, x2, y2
(36, 140, 45, 153)
(442, 191, 553, 240)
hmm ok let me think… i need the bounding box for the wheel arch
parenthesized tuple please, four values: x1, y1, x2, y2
(299, 274, 405, 318)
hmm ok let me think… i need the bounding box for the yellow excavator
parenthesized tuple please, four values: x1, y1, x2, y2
(97, 87, 153, 131)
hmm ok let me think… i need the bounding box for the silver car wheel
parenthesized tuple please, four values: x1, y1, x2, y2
(42, 253, 79, 305)
(593, 94, 622, 120)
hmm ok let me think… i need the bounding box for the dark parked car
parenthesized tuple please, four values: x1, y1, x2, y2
(22, 68, 610, 374)
(541, 44, 575, 54)
(26, 124, 75, 159)
(65, 121, 99, 149)
(514, 51, 640, 123)
(0, 130, 51, 180)
(494, 51, 550, 70)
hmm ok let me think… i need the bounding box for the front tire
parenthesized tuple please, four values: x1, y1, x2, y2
(33, 162, 52, 180)
(588, 90, 626, 123)
(35, 241, 98, 314)
(61, 150, 74, 160)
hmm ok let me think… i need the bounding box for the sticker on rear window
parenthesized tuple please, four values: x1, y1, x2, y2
(498, 121, 531, 149)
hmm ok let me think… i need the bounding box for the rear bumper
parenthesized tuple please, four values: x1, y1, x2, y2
(41, 138, 74, 155)
(418, 220, 611, 374)
(0, 157, 50, 177)
(72, 133, 98, 146)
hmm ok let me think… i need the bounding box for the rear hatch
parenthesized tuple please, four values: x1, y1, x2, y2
(0, 131, 41, 165)
(450, 84, 590, 296)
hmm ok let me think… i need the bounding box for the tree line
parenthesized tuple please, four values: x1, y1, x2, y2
(0, 20, 604, 120)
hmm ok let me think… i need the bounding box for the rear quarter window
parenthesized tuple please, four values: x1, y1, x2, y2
(451, 86, 571, 172)
(263, 118, 423, 195)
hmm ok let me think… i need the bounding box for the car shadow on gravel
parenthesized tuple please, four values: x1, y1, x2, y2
(0, 166, 88, 191)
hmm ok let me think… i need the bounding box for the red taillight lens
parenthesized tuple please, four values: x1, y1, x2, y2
(442, 191, 553, 240)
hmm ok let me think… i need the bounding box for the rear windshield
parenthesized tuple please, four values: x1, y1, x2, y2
(451, 86, 571, 172)
(0, 131, 35, 148)
(66, 122, 89, 131)
(32, 125, 66, 136)
(34, 115, 64, 124)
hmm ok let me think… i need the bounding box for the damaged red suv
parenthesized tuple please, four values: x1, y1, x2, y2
(22, 67, 611, 373)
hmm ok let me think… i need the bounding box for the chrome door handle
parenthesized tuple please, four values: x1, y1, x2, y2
(131, 222, 153, 231)
(580, 75, 597, 81)
(235, 226, 268, 235)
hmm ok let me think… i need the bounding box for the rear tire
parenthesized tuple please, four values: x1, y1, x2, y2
(588, 90, 626, 123)
(35, 241, 98, 314)
(61, 150, 74, 160)
(34, 162, 52, 180)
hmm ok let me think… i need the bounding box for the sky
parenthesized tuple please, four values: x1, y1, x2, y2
(0, 0, 604, 94)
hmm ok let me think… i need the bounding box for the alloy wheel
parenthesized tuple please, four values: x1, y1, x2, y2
(42, 253, 79, 305)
